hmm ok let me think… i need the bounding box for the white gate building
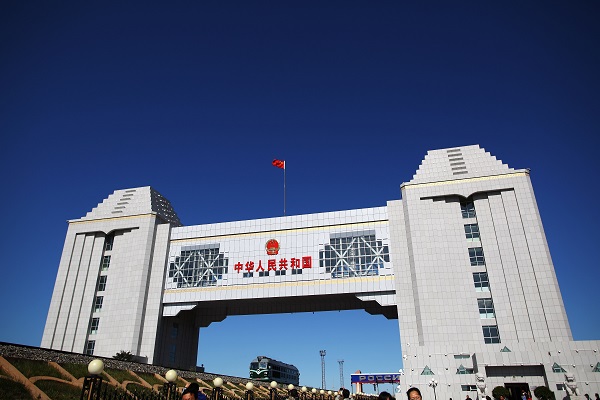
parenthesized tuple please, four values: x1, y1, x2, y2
(42, 145, 600, 399)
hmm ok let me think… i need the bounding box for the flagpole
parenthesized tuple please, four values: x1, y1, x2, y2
(284, 163, 286, 216)
(272, 159, 286, 216)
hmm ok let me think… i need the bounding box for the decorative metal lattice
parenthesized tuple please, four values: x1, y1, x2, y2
(168, 246, 228, 288)
(319, 233, 389, 278)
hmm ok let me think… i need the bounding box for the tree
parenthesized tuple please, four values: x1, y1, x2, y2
(534, 386, 555, 400)
(113, 350, 134, 361)
(492, 386, 511, 400)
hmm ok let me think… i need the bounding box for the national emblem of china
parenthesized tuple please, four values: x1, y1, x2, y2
(265, 239, 280, 255)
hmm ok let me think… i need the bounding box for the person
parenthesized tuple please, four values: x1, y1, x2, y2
(466, 396, 471, 400)
(595, 394, 599, 400)
(407, 387, 422, 400)
(342, 388, 351, 400)
(379, 391, 395, 400)
(288, 388, 299, 400)
(198, 388, 208, 400)
(336, 388, 344, 400)
(585, 395, 591, 400)
(521, 391, 527, 400)
(182, 383, 200, 400)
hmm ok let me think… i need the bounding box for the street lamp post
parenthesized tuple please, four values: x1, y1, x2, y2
(312, 387, 318, 400)
(80, 359, 104, 400)
(213, 377, 224, 400)
(164, 370, 178, 400)
(270, 381, 278, 400)
(245, 382, 255, 400)
(428, 379, 438, 400)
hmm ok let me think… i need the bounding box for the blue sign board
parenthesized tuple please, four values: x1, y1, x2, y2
(350, 374, 401, 384)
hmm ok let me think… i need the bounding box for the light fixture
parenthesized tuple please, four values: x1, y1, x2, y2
(88, 359, 104, 375)
(271, 381, 278, 389)
(214, 377, 223, 388)
(165, 369, 177, 383)
(246, 382, 254, 390)
(302, 387, 308, 393)
(289, 384, 295, 390)
(312, 388, 317, 394)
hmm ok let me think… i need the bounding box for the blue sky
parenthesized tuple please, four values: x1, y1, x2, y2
(0, 1, 599, 394)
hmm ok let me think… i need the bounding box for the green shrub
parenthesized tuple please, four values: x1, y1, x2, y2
(104, 367, 138, 384)
(136, 371, 165, 387)
(492, 386, 511, 400)
(534, 386, 555, 400)
(5, 357, 65, 379)
(128, 382, 157, 396)
(35, 379, 81, 400)
(0, 377, 33, 400)
(59, 362, 89, 379)
(114, 350, 134, 361)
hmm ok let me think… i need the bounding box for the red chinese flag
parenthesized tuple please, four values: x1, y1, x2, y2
(272, 159, 285, 169)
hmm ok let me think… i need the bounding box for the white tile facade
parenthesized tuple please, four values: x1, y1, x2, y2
(42, 146, 600, 398)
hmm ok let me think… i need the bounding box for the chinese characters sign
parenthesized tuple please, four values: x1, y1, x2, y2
(234, 256, 312, 274)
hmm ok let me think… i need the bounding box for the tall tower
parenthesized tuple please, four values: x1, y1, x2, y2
(320, 350, 326, 389)
(338, 359, 344, 389)
(41, 187, 182, 365)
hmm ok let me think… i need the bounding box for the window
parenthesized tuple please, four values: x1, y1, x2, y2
(456, 365, 474, 374)
(473, 272, 490, 292)
(97, 276, 107, 292)
(85, 340, 95, 355)
(421, 366, 434, 375)
(101, 255, 111, 271)
(464, 224, 480, 240)
(592, 362, 600, 372)
(461, 385, 476, 392)
(169, 344, 176, 363)
(469, 247, 485, 266)
(453, 354, 470, 359)
(291, 269, 302, 275)
(478, 299, 495, 318)
(93, 296, 103, 312)
(483, 325, 500, 343)
(461, 201, 476, 218)
(168, 246, 229, 288)
(105, 235, 114, 251)
(552, 363, 566, 373)
(275, 270, 286, 276)
(90, 318, 99, 334)
(319, 232, 390, 279)
(259, 271, 269, 277)
(243, 272, 254, 278)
